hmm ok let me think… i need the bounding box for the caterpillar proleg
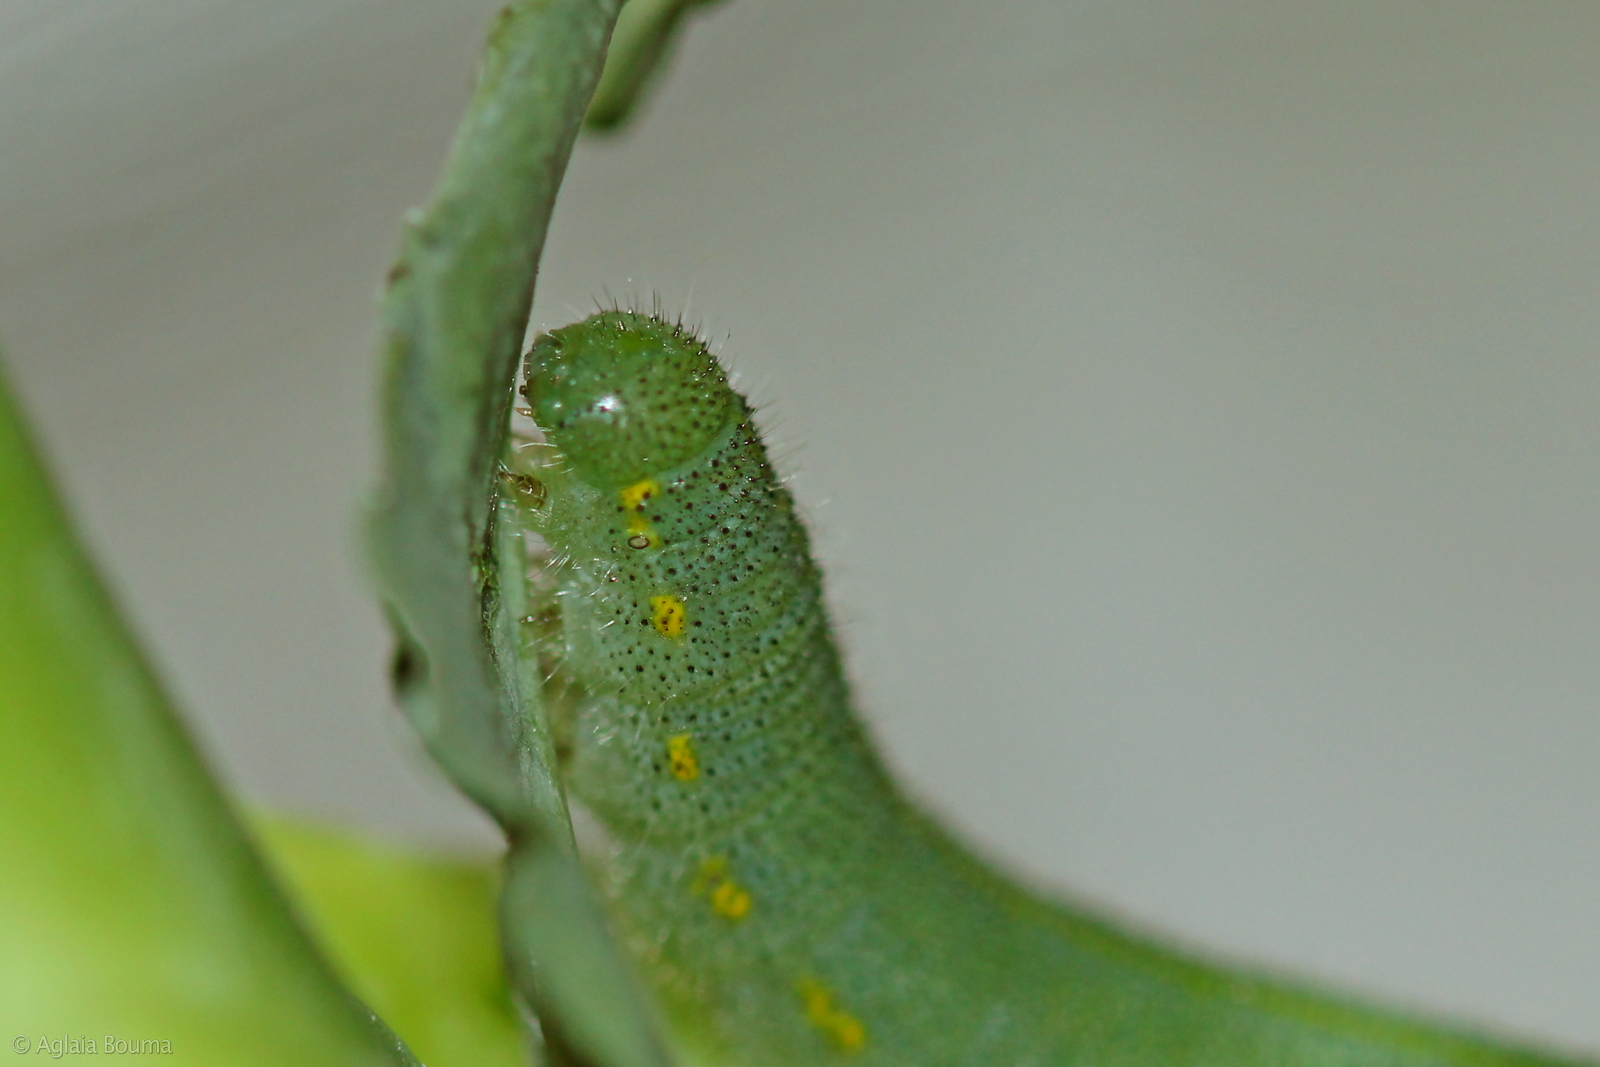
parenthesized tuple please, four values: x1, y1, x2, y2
(506, 310, 1584, 1067)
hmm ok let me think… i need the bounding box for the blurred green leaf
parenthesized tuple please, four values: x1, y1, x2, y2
(253, 816, 524, 1067)
(0, 363, 417, 1067)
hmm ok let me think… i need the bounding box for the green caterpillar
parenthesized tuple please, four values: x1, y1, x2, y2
(506, 310, 1583, 1067)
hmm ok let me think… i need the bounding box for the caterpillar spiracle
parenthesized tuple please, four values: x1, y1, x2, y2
(503, 310, 1583, 1067)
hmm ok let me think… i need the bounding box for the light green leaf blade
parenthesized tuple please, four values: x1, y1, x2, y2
(253, 816, 525, 1067)
(0, 363, 416, 1067)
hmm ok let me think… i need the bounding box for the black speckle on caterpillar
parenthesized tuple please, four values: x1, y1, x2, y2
(502, 310, 1579, 1067)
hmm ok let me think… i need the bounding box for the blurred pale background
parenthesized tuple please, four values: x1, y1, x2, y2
(2, 0, 1596, 1055)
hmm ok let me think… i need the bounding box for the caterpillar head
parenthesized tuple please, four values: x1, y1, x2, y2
(524, 311, 740, 488)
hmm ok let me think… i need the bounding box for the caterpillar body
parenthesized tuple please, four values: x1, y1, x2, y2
(508, 311, 1578, 1067)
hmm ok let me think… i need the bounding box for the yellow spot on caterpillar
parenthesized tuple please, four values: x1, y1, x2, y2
(710, 879, 752, 920)
(667, 734, 699, 780)
(651, 594, 687, 638)
(797, 979, 866, 1054)
(619, 479, 661, 547)
(619, 479, 659, 512)
(692, 857, 753, 921)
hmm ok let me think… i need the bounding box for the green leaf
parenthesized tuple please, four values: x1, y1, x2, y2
(252, 816, 525, 1067)
(0, 362, 417, 1067)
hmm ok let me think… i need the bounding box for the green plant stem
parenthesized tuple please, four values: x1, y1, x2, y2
(585, 0, 729, 130)
(368, 3, 670, 1065)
